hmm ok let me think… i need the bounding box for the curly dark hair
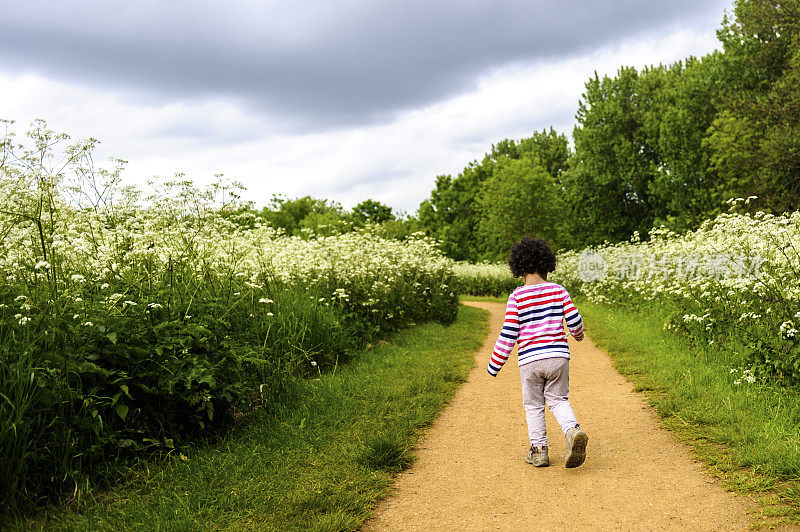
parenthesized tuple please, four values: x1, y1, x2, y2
(508, 237, 556, 279)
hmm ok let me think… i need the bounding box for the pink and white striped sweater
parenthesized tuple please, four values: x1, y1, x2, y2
(487, 282, 584, 376)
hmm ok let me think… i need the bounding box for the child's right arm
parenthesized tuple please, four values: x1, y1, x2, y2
(562, 287, 585, 341)
(487, 293, 519, 376)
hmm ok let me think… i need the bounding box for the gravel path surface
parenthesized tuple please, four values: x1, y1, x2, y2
(363, 301, 753, 531)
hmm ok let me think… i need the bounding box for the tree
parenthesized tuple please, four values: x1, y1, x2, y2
(351, 199, 394, 225)
(516, 128, 570, 180)
(417, 163, 493, 262)
(645, 55, 727, 230)
(476, 156, 564, 260)
(260, 195, 346, 236)
(564, 67, 661, 246)
(707, 0, 800, 213)
(417, 129, 570, 260)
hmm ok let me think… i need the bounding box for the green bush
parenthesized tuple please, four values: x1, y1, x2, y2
(0, 121, 460, 517)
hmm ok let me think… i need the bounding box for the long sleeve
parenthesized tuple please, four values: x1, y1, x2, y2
(562, 287, 584, 338)
(487, 293, 519, 376)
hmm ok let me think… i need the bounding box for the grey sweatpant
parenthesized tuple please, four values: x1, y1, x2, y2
(519, 357, 579, 447)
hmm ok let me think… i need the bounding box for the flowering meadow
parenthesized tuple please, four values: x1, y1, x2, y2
(0, 122, 457, 513)
(450, 200, 800, 389)
(450, 262, 519, 296)
(552, 201, 800, 388)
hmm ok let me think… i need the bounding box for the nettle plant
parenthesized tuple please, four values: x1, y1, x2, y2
(0, 120, 459, 513)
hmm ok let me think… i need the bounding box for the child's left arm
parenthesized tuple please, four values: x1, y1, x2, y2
(562, 287, 585, 341)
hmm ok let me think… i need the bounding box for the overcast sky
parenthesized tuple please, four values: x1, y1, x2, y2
(1, 0, 731, 213)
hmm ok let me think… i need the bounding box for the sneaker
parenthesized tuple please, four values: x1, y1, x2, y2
(564, 425, 588, 468)
(525, 444, 549, 467)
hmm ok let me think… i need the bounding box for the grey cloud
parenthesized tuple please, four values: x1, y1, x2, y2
(0, 0, 730, 130)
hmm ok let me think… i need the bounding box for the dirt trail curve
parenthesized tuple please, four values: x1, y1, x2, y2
(364, 301, 754, 531)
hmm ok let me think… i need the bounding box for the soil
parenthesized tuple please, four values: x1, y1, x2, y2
(363, 301, 756, 531)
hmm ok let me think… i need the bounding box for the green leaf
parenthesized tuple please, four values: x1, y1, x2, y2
(115, 403, 129, 421)
(106, 332, 118, 345)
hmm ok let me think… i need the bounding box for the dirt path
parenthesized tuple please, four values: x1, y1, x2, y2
(364, 301, 754, 531)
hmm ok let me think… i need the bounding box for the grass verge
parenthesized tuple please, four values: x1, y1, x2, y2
(459, 295, 507, 304)
(578, 299, 800, 528)
(13, 305, 488, 532)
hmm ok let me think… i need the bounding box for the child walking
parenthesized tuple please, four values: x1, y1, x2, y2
(487, 236, 588, 468)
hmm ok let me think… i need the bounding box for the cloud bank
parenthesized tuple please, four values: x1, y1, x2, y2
(1, 0, 728, 128)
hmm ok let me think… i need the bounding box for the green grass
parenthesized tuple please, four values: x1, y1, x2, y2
(459, 295, 507, 303)
(13, 305, 488, 532)
(578, 299, 800, 528)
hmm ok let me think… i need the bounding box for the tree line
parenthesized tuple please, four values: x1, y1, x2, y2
(257, 0, 798, 262)
(416, 0, 800, 261)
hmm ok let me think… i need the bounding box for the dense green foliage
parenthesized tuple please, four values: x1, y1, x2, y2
(418, 130, 569, 261)
(0, 123, 458, 517)
(19, 306, 486, 531)
(257, 195, 420, 240)
(710, 0, 800, 213)
(416, 0, 800, 259)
